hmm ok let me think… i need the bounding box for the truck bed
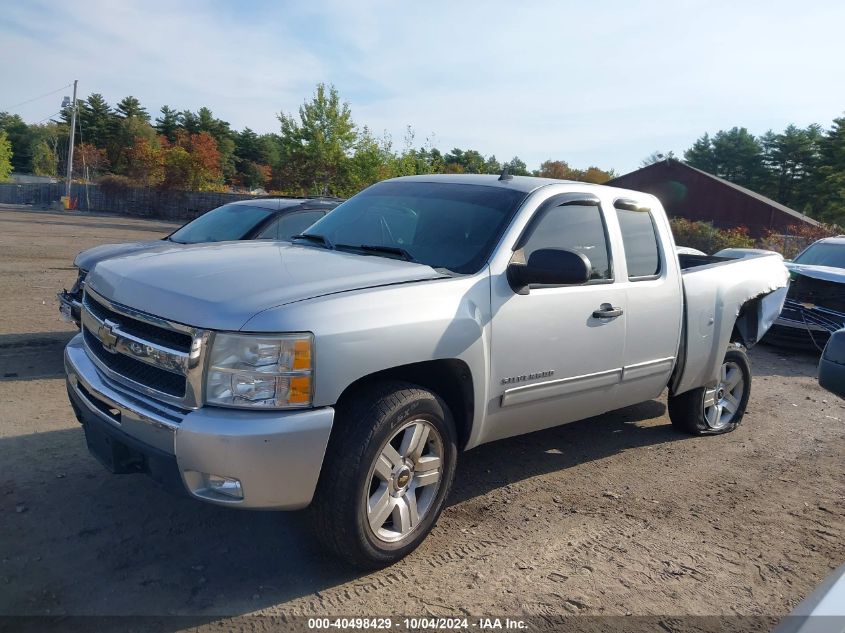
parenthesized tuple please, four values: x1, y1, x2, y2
(677, 253, 732, 270)
(672, 253, 789, 395)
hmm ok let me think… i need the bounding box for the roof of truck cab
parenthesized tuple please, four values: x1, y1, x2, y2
(389, 174, 574, 193)
(387, 173, 637, 196)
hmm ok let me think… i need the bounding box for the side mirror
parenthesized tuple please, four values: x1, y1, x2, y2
(507, 248, 591, 294)
(819, 329, 845, 399)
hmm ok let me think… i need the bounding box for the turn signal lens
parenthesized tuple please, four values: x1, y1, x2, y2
(293, 339, 311, 370)
(288, 376, 312, 404)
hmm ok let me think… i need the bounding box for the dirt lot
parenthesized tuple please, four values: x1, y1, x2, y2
(0, 206, 843, 628)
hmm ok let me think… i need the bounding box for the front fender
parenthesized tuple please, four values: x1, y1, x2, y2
(240, 273, 493, 443)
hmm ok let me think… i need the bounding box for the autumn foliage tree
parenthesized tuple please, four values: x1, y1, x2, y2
(72, 143, 109, 178)
(155, 131, 222, 191)
(538, 159, 615, 183)
(125, 137, 164, 186)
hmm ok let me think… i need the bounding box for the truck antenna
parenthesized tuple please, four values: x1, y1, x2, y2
(498, 167, 512, 181)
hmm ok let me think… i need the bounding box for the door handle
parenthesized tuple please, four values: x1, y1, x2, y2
(593, 303, 623, 319)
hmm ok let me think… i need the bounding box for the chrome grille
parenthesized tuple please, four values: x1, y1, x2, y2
(80, 287, 210, 409)
(83, 328, 186, 397)
(84, 292, 192, 352)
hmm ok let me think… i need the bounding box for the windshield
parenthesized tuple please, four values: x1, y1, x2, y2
(169, 204, 274, 244)
(301, 181, 526, 273)
(794, 242, 845, 269)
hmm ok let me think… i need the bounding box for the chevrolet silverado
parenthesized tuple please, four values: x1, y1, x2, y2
(64, 174, 789, 567)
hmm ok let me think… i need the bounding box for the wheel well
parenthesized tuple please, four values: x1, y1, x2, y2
(731, 297, 764, 348)
(334, 359, 475, 450)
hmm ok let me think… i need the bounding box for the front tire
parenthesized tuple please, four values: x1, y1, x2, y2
(311, 381, 457, 568)
(668, 345, 751, 435)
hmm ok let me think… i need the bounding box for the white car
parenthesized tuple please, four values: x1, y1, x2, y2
(714, 247, 783, 260)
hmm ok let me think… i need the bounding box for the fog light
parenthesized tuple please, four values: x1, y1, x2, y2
(206, 474, 243, 499)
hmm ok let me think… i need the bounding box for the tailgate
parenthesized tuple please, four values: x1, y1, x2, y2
(672, 255, 789, 395)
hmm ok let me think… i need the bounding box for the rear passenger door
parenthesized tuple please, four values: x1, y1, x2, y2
(612, 198, 683, 408)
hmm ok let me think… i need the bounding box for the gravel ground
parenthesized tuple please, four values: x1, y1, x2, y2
(0, 206, 843, 630)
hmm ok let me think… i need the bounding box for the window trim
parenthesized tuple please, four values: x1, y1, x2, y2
(613, 197, 662, 282)
(254, 215, 283, 239)
(512, 192, 615, 286)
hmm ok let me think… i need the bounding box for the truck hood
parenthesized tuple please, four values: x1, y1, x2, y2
(74, 240, 166, 271)
(85, 241, 447, 330)
(785, 262, 845, 284)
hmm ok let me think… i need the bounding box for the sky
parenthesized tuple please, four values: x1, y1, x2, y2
(2, 0, 844, 174)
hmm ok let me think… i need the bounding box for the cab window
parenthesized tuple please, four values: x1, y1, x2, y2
(278, 211, 326, 240)
(615, 204, 661, 279)
(520, 203, 612, 281)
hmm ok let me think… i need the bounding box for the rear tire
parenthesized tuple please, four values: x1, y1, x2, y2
(311, 381, 457, 569)
(668, 345, 751, 435)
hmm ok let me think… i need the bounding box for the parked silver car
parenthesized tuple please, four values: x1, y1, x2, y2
(58, 197, 341, 326)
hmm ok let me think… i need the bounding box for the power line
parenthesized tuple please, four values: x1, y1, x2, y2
(1, 83, 73, 113)
(34, 111, 63, 125)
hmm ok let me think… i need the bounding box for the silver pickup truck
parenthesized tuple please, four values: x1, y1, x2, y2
(63, 174, 789, 568)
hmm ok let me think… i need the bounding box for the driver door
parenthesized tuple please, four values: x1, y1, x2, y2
(483, 196, 626, 443)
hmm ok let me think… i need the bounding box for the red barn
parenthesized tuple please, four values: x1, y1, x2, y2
(607, 159, 819, 238)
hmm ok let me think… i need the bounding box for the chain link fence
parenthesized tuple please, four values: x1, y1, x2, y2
(0, 182, 258, 221)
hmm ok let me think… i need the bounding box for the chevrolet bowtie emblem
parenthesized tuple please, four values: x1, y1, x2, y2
(98, 319, 120, 353)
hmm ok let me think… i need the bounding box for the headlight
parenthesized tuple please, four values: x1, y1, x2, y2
(205, 333, 313, 409)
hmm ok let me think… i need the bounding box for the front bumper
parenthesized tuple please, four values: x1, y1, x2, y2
(57, 291, 82, 327)
(766, 302, 845, 349)
(64, 333, 334, 510)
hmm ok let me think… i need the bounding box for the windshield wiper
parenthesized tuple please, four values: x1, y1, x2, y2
(291, 233, 334, 249)
(336, 244, 416, 262)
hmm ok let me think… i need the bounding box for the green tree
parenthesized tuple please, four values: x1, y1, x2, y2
(483, 154, 502, 174)
(155, 105, 180, 141)
(684, 133, 717, 173)
(115, 96, 149, 121)
(0, 130, 12, 181)
(349, 126, 395, 188)
(234, 127, 263, 163)
(31, 140, 57, 176)
(27, 122, 61, 174)
(179, 110, 200, 134)
(817, 115, 845, 225)
(709, 127, 765, 187)
(444, 148, 486, 173)
(504, 156, 529, 176)
(277, 83, 357, 195)
(760, 124, 823, 211)
(79, 94, 114, 148)
(257, 133, 282, 167)
(0, 112, 35, 173)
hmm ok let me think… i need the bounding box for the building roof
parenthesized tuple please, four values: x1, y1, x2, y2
(608, 159, 820, 227)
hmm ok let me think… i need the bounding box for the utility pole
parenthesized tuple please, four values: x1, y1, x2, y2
(64, 79, 78, 202)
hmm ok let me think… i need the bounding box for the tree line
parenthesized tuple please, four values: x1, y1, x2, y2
(676, 118, 845, 225)
(2, 83, 842, 225)
(0, 84, 615, 196)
